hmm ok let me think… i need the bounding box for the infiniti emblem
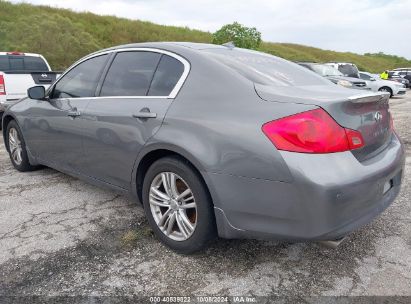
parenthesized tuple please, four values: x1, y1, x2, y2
(374, 111, 382, 122)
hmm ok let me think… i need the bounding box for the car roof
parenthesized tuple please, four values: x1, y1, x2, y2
(0, 52, 43, 57)
(80, 42, 235, 63)
(100, 42, 227, 53)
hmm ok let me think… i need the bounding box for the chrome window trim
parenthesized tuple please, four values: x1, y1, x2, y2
(49, 47, 191, 100)
(52, 96, 172, 101)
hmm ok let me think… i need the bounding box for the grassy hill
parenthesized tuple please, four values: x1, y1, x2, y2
(1, 0, 410, 72)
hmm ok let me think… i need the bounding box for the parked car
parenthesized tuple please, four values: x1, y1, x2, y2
(0, 52, 60, 125)
(359, 71, 406, 97)
(299, 62, 369, 90)
(2, 42, 405, 253)
(325, 62, 360, 78)
(392, 68, 411, 86)
(388, 72, 410, 88)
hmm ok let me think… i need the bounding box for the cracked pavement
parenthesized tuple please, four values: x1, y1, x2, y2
(0, 93, 410, 298)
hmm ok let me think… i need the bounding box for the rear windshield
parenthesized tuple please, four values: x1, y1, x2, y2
(0, 55, 49, 72)
(337, 64, 359, 78)
(203, 48, 329, 86)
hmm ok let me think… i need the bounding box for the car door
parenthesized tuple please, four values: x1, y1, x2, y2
(81, 50, 188, 189)
(24, 54, 110, 172)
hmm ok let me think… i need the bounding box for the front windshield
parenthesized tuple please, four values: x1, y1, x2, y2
(311, 64, 343, 77)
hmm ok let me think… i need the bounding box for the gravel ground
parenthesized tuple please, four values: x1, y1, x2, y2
(0, 92, 410, 300)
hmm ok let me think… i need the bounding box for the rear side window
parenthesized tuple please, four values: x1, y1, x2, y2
(148, 55, 184, 96)
(204, 49, 329, 87)
(0, 55, 48, 72)
(52, 54, 108, 98)
(100, 51, 161, 96)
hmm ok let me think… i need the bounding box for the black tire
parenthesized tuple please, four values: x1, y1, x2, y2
(5, 120, 37, 172)
(378, 86, 393, 98)
(142, 156, 216, 254)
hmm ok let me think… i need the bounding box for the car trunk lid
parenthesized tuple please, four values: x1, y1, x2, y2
(255, 84, 392, 161)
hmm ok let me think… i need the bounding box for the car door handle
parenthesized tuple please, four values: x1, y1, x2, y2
(132, 108, 157, 119)
(67, 110, 81, 118)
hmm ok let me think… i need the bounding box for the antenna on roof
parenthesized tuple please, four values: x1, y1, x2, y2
(222, 41, 235, 49)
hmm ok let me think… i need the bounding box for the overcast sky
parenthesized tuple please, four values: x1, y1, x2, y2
(9, 0, 411, 59)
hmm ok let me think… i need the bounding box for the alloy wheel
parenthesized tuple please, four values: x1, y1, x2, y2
(149, 172, 197, 241)
(8, 128, 23, 166)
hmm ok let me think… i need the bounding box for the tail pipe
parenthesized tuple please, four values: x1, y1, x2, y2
(318, 237, 346, 249)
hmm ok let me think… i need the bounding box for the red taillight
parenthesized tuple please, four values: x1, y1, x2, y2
(0, 75, 6, 95)
(345, 129, 365, 150)
(262, 108, 365, 153)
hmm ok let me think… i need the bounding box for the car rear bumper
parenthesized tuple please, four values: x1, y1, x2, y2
(209, 133, 405, 241)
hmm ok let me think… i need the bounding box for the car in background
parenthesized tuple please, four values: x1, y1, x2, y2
(299, 62, 369, 90)
(388, 72, 410, 88)
(0, 52, 60, 125)
(325, 62, 360, 78)
(392, 68, 411, 86)
(359, 71, 406, 97)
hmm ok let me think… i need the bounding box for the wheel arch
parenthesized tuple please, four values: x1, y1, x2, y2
(378, 86, 393, 97)
(2, 114, 18, 152)
(133, 145, 214, 208)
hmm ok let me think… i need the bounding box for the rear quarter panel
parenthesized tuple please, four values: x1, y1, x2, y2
(141, 51, 317, 183)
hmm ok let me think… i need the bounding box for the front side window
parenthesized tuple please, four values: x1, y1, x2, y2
(51, 54, 108, 99)
(148, 55, 185, 96)
(100, 51, 161, 97)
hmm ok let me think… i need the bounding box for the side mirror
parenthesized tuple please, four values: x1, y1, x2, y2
(28, 86, 46, 100)
(370, 77, 376, 81)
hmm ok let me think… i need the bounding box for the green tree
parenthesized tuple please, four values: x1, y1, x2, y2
(212, 22, 262, 50)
